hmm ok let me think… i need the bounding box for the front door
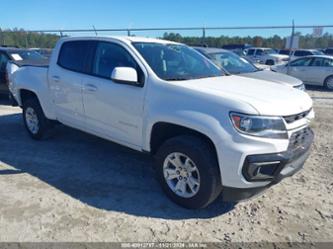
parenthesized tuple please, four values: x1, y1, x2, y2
(81, 41, 146, 148)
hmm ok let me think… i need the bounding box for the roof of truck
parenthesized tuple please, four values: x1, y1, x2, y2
(59, 36, 179, 45)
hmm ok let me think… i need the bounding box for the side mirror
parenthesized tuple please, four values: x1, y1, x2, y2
(111, 67, 138, 84)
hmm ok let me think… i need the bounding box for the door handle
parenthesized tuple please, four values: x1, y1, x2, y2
(52, 75, 60, 82)
(84, 84, 98, 92)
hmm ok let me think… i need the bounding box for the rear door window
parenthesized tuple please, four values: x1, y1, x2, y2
(255, 49, 263, 56)
(322, 58, 333, 67)
(57, 40, 96, 73)
(247, 49, 255, 56)
(310, 57, 324, 67)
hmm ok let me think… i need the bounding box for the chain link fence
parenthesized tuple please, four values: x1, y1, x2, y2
(1, 23, 333, 50)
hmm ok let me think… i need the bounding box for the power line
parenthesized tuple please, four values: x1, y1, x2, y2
(11, 24, 333, 34)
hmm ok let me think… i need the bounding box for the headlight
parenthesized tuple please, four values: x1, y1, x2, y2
(230, 113, 288, 139)
(294, 83, 306, 91)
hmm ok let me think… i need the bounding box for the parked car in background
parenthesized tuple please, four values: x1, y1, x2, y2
(194, 47, 305, 90)
(221, 43, 252, 56)
(278, 49, 323, 60)
(271, 55, 333, 90)
(289, 49, 323, 60)
(323, 47, 333, 56)
(245, 47, 289, 65)
(0, 46, 48, 95)
(278, 49, 291, 56)
(9, 36, 314, 209)
(29, 48, 53, 59)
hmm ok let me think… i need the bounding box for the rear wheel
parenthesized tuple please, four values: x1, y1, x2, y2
(23, 98, 51, 139)
(155, 135, 222, 209)
(324, 76, 333, 91)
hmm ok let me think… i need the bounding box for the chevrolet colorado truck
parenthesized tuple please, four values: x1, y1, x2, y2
(9, 36, 315, 209)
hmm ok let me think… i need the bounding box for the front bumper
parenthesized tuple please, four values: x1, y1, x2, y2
(222, 127, 314, 202)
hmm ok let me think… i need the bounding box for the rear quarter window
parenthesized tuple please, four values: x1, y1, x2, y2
(57, 40, 95, 73)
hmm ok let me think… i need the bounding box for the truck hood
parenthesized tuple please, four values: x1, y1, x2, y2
(177, 75, 312, 116)
(239, 70, 303, 87)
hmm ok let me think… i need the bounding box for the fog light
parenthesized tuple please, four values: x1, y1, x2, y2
(246, 161, 281, 181)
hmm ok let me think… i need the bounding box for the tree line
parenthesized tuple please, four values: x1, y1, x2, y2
(162, 32, 333, 49)
(1, 28, 333, 49)
(0, 28, 59, 48)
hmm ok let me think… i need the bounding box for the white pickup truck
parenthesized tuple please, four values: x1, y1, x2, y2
(9, 36, 314, 209)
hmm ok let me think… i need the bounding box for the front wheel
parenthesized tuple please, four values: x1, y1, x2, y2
(155, 135, 222, 209)
(23, 98, 51, 140)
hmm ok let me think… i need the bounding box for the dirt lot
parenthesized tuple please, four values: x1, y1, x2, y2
(0, 87, 332, 243)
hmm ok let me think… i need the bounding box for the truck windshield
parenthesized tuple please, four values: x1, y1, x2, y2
(133, 42, 223, 81)
(210, 52, 258, 74)
(265, 49, 277, 55)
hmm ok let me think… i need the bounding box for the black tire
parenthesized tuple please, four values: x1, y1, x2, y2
(266, 59, 275, 66)
(324, 75, 333, 91)
(155, 135, 222, 209)
(22, 97, 50, 140)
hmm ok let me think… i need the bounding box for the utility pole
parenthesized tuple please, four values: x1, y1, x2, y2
(201, 27, 206, 46)
(287, 20, 295, 74)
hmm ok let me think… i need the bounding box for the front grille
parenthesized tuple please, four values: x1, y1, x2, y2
(283, 109, 311, 124)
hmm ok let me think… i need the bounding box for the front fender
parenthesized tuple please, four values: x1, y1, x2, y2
(143, 110, 230, 152)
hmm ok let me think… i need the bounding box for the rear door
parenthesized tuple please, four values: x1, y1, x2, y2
(308, 57, 333, 85)
(81, 40, 146, 148)
(287, 57, 313, 83)
(48, 40, 96, 128)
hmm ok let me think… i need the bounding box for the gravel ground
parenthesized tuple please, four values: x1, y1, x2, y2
(0, 87, 332, 243)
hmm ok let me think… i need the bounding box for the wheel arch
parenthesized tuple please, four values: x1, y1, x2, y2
(18, 88, 39, 106)
(149, 122, 219, 164)
(17, 88, 56, 120)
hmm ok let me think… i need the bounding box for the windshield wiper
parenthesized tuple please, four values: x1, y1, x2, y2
(164, 78, 190, 81)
